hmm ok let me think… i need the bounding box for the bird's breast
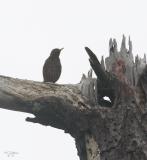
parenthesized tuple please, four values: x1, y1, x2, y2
(43, 57, 62, 83)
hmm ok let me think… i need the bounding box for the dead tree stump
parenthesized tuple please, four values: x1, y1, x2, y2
(0, 35, 146, 160)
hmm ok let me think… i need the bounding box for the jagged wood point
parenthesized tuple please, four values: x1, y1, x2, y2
(0, 35, 146, 160)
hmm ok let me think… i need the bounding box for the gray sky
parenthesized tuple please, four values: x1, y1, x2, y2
(0, 0, 146, 159)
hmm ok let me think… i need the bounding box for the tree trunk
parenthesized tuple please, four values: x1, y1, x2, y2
(0, 36, 146, 160)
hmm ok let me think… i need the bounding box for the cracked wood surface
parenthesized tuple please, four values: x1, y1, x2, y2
(0, 75, 91, 111)
(0, 75, 93, 133)
(0, 37, 147, 160)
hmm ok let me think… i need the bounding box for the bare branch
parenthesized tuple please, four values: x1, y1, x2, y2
(0, 75, 92, 133)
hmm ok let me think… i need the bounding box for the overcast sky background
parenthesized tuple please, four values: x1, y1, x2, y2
(0, 0, 147, 159)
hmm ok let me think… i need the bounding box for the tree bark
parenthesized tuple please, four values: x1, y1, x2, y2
(0, 75, 92, 132)
(0, 36, 147, 160)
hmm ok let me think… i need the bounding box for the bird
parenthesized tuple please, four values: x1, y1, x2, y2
(43, 48, 63, 83)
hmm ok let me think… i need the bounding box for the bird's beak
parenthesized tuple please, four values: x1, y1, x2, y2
(60, 48, 64, 52)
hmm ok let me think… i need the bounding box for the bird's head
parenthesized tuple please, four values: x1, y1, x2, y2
(50, 48, 64, 57)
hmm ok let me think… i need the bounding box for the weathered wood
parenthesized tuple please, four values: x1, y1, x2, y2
(0, 75, 93, 133)
(106, 35, 147, 87)
(0, 36, 147, 160)
(76, 71, 100, 160)
(85, 47, 120, 107)
(84, 36, 147, 160)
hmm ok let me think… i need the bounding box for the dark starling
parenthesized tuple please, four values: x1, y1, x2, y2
(43, 48, 63, 83)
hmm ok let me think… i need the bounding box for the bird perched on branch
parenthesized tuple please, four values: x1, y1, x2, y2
(43, 48, 63, 83)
